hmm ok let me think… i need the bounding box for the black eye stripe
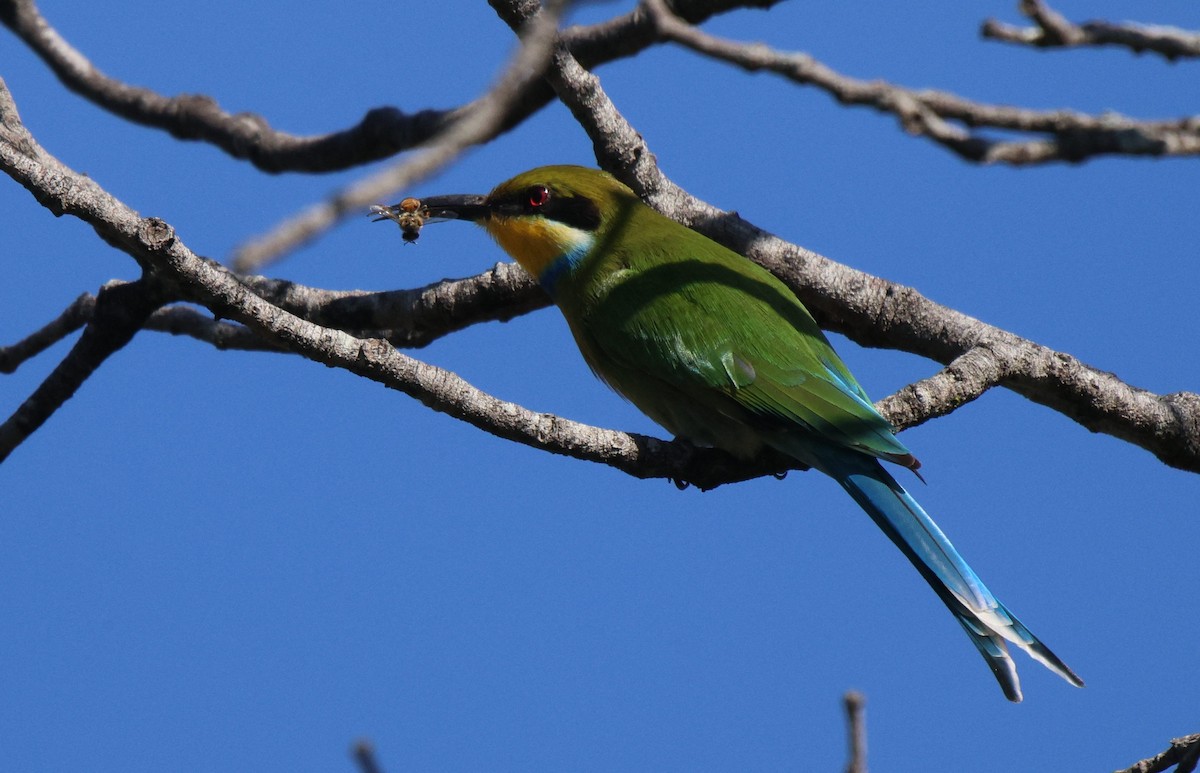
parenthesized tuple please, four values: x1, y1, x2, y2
(493, 188, 601, 231)
(536, 191, 601, 231)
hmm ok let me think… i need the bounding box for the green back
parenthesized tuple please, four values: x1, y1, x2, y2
(553, 200, 914, 466)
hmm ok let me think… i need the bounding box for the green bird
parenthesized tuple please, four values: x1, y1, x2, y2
(378, 165, 1083, 701)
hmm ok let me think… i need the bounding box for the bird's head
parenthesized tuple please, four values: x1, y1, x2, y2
(391, 165, 642, 289)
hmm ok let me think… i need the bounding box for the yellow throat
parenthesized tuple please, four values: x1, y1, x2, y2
(483, 215, 595, 281)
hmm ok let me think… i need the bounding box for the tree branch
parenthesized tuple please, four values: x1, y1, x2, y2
(0, 74, 798, 488)
(351, 740, 385, 773)
(843, 691, 867, 773)
(145, 305, 286, 352)
(982, 1, 1200, 61)
(2, 265, 548, 366)
(0, 0, 456, 173)
(0, 279, 167, 462)
(238, 264, 547, 350)
(1116, 733, 1200, 773)
(175, 237, 803, 491)
(0, 0, 776, 175)
(154, 265, 547, 353)
(5, 19, 1200, 477)
(0, 292, 95, 373)
(643, 0, 1200, 165)
(875, 344, 1009, 433)
(229, 0, 569, 272)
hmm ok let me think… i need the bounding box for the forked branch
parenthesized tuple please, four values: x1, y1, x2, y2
(643, 0, 1200, 165)
(983, 0, 1200, 61)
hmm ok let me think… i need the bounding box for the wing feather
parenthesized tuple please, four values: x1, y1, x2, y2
(564, 233, 914, 466)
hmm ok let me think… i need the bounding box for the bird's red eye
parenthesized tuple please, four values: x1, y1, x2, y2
(526, 185, 550, 209)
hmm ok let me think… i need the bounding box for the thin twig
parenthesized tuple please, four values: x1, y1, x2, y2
(876, 344, 1010, 432)
(983, 0, 1200, 61)
(643, 0, 1200, 165)
(0, 292, 96, 373)
(843, 691, 867, 773)
(145, 306, 286, 352)
(1115, 733, 1200, 773)
(0, 279, 167, 462)
(1, 267, 543, 359)
(351, 739, 384, 773)
(0, 0, 776, 175)
(229, 0, 569, 272)
(0, 0, 456, 172)
(245, 264, 548, 350)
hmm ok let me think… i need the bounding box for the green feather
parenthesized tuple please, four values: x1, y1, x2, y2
(552, 193, 914, 467)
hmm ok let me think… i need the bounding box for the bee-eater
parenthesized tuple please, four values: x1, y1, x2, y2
(379, 165, 1083, 701)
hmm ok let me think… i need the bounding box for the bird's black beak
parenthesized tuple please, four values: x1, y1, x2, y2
(387, 193, 491, 222)
(418, 194, 491, 222)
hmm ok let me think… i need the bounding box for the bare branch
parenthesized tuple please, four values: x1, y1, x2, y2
(351, 740, 384, 773)
(0, 268, 542, 361)
(231, 1, 786, 272)
(0, 279, 166, 462)
(145, 306, 285, 352)
(1, 266, 542, 359)
(1116, 733, 1200, 773)
(843, 691, 867, 773)
(170, 264, 547, 352)
(741, 251, 1200, 474)
(0, 74, 797, 488)
(0, 81, 185, 459)
(181, 240, 802, 490)
(875, 344, 1008, 432)
(0, 292, 95, 373)
(982, 0, 1200, 61)
(0, 0, 776, 175)
(0, 0, 456, 173)
(4, 25, 1199, 477)
(643, 0, 1200, 165)
(230, 0, 568, 272)
(227, 265, 546, 348)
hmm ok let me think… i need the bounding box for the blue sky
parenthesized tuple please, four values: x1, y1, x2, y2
(2, 1, 1198, 770)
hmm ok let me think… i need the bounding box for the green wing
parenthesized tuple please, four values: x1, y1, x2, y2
(562, 224, 914, 466)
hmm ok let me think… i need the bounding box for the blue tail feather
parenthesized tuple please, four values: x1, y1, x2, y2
(813, 447, 1083, 702)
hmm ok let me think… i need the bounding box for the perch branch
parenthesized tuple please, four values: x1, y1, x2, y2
(0, 74, 794, 489)
(4, 43, 1198, 475)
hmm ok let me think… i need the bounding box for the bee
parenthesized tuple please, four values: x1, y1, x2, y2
(371, 197, 427, 244)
